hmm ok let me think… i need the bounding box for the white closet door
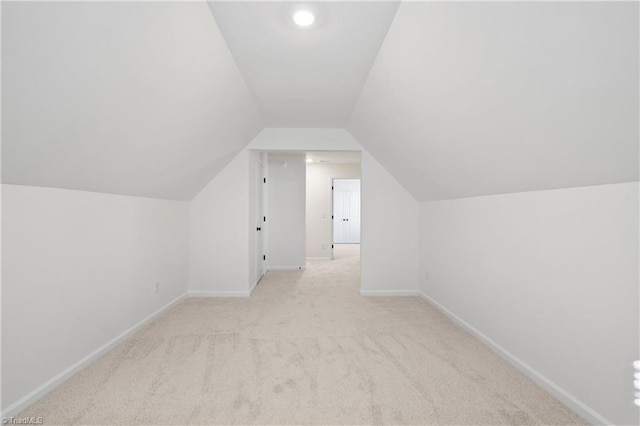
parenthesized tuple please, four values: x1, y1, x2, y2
(346, 190, 360, 243)
(255, 159, 265, 283)
(333, 179, 360, 244)
(333, 190, 346, 243)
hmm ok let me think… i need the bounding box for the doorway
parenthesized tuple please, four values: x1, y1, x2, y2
(254, 150, 362, 291)
(304, 152, 361, 262)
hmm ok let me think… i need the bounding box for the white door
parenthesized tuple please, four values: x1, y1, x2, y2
(255, 159, 265, 283)
(333, 179, 361, 244)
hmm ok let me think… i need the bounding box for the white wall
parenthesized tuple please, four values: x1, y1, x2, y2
(306, 163, 361, 259)
(188, 128, 419, 295)
(189, 150, 251, 296)
(247, 128, 362, 151)
(2, 184, 189, 413)
(419, 182, 639, 425)
(360, 150, 419, 295)
(255, 129, 419, 294)
(267, 154, 306, 269)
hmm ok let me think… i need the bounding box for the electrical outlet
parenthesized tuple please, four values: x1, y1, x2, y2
(155, 281, 160, 294)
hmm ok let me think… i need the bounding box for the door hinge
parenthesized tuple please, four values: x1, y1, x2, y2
(263, 255, 266, 261)
(331, 244, 334, 249)
(263, 177, 266, 183)
(332, 186, 334, 190)
(263, 216, 266, 222)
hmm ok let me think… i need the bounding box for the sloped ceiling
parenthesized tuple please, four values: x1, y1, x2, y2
(3, 1, 638, 202)
(208, 1, 399, 127)
(2, 1, 262, 200)
(348, 1, 639, 201)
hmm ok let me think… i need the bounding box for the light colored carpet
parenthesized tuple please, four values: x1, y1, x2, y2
(332, 243, 360, 260)
(21, 245, 586, 425)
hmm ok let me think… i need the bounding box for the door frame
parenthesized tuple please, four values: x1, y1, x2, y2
(255, 154, 267, 285)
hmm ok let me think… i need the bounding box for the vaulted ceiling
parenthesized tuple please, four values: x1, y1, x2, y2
(208, 1, 399, 127)
(2, 1, 262, 200)
(2, 1, 638, 201)
(348, 1, 639, 200)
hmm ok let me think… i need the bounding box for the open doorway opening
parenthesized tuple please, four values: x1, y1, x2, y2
(332, 178, 361, 260)
(305, 152, 361, 262)
(251, 149, 361, 293)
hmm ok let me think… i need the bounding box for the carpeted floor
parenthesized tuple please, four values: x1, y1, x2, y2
(21, 245, 586, 425)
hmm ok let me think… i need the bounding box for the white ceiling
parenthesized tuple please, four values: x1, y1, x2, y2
(348, 1, 639, 201)
(306, 151, 361, 164)
(208, 1, 399, 127)
(2, 1, 638, 202)
(2, 1, 262, 200)
(263, 150, 360, 164)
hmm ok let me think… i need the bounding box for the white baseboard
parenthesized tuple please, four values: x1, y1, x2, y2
(360, 289, 419, 297)
(248, 281, 257, 296)
(267, 266, 305, 271)
(188, 290, 251, 298)
(416, 291, 611, 426)
(2, 293, 188, 419)
(306, 257, 331, 260)
(7, 287, 607, 425)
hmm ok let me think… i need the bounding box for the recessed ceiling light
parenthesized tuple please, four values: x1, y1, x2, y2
(293, 10, 315, 27)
